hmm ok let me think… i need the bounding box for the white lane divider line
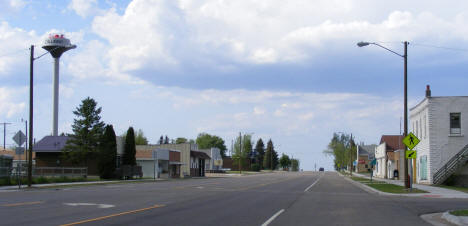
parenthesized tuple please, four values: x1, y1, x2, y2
(304, 174, 323, 192)
(261, 209, 285, 226)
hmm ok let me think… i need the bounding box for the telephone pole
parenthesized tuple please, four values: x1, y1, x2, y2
(28, 45, 34, 188)
(1, 122, 11, 150)
(239, 132, 242, 174)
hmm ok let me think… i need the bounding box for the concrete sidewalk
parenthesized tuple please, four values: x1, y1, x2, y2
(352, 172, 468, 199)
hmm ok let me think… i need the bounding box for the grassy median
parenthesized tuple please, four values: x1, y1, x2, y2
(350, 176, 427, 194)
(450, 209, 468, 216)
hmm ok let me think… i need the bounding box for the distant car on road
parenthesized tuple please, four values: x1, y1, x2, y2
(319, 167, 324, 171)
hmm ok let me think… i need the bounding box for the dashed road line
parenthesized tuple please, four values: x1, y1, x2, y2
(304, 173, 323, 192)
(261, 209, 285, 226)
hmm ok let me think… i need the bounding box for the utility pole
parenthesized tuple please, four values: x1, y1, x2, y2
(239, 132, 242, 174)
(28, 45, 34, 188)
(350, 133, 353, 176)
(403, 41, 410, 189)
(1, 122, 11, 150)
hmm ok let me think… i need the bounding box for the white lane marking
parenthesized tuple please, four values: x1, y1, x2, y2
(64, 203, 115, 208)
(261, 209, 285, 226)
(304, 173, 323, 192)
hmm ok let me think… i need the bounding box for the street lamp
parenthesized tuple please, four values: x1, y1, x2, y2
(357, 41, 410, 189)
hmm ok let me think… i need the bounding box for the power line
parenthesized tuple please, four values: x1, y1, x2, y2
(411, 43, 468, 52)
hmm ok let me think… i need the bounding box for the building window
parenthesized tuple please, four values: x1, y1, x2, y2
(450, 113, 461, 134)
(424, 115, 427, 138)
(416, 120, 419, 137)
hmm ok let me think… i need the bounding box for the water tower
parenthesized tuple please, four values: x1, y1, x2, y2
(42, 34, 76, 136)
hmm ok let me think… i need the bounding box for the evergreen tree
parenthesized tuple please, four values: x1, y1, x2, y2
(63, 97, 105, 164)
(122, 127, 136, 166)
(254, 139, 265, 169)
(263, 139, 278, 170)
(98, 125, 117, 179)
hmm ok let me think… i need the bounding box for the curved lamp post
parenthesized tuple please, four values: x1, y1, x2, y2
(357, 41, 410, 189)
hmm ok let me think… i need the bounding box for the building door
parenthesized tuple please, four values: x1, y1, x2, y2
(198, 159, 205, 177)
(419, 155, 427, 180)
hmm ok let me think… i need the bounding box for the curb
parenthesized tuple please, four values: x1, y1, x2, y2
(442, 211, 468, 226)
(339, 173, 430, 197)
(0, 179, 166, 190)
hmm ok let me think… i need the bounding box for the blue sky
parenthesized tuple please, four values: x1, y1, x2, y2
(1, 0, 468, 170)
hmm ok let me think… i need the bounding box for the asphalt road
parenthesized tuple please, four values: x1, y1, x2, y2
(0, 171, 467, 226)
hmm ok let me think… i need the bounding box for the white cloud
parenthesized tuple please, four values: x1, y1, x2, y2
(68, 0, 98, 18)
(85, 0, 468, 75)
(0, 87, 26, 118)
(9, 0, 26, 10)
(0, 22, 39, 76)
(253, 106, 265, 115)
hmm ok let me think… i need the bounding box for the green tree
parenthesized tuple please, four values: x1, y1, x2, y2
(254, 139, 265, 169)
(98, 125, 117, 179)
(121, 129, 148, 145)
(232, 134, 252, 170)
(62, 97, 105, 164)
(279, 153, 291, 170)
(135, 129, 148, 145)
(323, 132, 355, 171)
(196, 133, 228, 157)
(122, 127, 136, 166)
(175, 137, 188, 144)
(263, 139, 278, 170)
(291, 159, 300, 171)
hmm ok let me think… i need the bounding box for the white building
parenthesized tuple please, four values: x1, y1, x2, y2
(199, 147, 223, 171)
(410, 85, 468, 185)
(373, 135, 404, 179)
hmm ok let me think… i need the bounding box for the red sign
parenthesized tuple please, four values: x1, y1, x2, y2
(358, 160, 366, 164)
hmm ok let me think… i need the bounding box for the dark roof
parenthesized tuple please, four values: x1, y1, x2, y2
(190, 150, 211, 159)
(358, 144, 377, 158)
(380, 135, 404, 151)
(34, 136, 70, 152)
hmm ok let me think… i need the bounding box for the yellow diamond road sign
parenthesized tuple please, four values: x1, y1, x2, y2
(403, 132, 420, 150)
(406, 150, 417, 159)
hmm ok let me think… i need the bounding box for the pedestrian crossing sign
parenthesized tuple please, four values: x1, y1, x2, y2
(403, 132, 420, 150)
(406, 150, 417, 159)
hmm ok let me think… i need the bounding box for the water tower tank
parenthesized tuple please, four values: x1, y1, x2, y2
(42, 34, 76, 58)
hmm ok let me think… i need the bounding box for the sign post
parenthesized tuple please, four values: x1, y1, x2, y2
(13, 130, 26, 189)
(402, 132, 420, 189)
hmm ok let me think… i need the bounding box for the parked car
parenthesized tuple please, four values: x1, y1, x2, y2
(319, 167, 324, 171)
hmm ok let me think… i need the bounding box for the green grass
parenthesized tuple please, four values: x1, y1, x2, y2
(435, 185, 468, 194)
(450, 209, 468, 216)
(0, 176, 102, 186)
(367, 183, 427, 193)
(350, 176, 427, 193)
(226, 171, 261, 174)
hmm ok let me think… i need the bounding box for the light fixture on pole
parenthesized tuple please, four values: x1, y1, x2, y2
(357, 41, 410, 189)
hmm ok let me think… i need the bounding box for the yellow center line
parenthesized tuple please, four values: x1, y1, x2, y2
(60, 204, 165, 226)
(2, 201, 43, 207)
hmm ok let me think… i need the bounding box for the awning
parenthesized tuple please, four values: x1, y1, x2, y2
(190, 151, 211, 159)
